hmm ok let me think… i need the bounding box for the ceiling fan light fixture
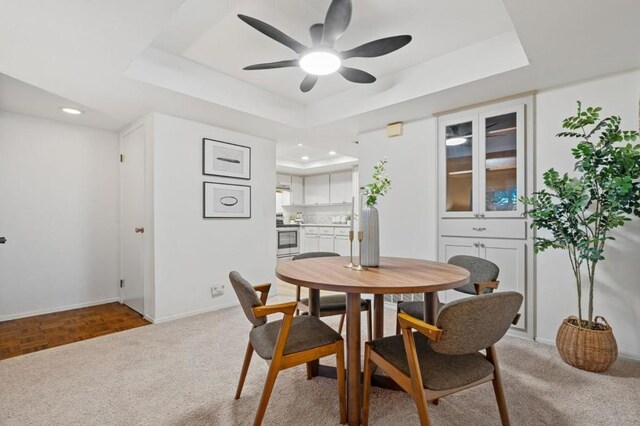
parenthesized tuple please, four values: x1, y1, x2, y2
(445, 137, 468, 146)
(299, 49, 341, 76)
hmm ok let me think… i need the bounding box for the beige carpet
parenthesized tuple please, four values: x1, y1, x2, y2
(1, 298, 639, 426)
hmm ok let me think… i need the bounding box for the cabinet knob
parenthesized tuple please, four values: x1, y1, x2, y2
(480, 243, 485, 248)
(473, 242, 479, 247)
(472, 227, 486, 231)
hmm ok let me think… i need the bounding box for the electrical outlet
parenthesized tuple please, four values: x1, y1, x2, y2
(211, 285, 225, 298)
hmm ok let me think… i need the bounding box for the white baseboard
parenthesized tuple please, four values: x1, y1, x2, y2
(149, 300, 239, 324)
(535, 337, 640, 362)
(0, 297, 121, 322)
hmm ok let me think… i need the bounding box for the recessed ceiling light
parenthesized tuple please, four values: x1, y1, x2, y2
(445, 137, 468, 146)
(297, 143, 303, 146)
(299, 49, 341, 76)
(329, 151, 337, 155)
(301, 156, 310, 160)
(60, 107, 83, 115)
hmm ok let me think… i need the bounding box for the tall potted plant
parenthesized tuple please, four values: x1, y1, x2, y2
(360, 158, 391, 267)
(521, 102, 640, 372)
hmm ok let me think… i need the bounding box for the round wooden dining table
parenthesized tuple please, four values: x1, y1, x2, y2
(276, 256, 470, 425)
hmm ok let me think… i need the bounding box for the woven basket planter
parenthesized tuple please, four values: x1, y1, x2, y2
(556, 316, 618, 372)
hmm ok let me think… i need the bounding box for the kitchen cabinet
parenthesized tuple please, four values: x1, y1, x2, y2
(439, 104, 525, 219)
(304, 174, 331, 205)
(276, 174, 292, 189)
(438, 237, 527, 332)
(304, 233, 320, 252)
(330, 171, 353, 204)
(334, 235, 350, 256)
(291, 176, 304, 205)
(436, 95, 535, 338)
(318, 235, 335, 252)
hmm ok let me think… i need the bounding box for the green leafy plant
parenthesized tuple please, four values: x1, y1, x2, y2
(364, 158, 391, 206)
(520, 102, 640, 329)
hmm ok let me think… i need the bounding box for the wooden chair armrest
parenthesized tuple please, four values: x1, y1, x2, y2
(397, 313, 443, 342)
(253, 283, 272, 305)
(252, 301, 298, 318)
(474, 280, 500, 295)
(512, 313, 521, 326)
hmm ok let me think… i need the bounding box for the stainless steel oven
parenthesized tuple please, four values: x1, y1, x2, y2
(277, 226, 300, 258)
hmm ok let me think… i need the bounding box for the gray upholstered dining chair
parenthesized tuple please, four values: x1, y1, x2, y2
(363, 291, 523, 426)
(229, 271, 346, 425)
(293, 252, 372, 341)
(396, 255, 500, 333)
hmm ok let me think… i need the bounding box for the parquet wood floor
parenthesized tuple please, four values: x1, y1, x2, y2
(0, 302, 150, 361)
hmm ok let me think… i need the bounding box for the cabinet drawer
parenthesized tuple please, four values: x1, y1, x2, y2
(304, 227, 319, 234)
(439, 219, 526, 239)
(319, 227, 335, 236)
(334, 227, 351, 236)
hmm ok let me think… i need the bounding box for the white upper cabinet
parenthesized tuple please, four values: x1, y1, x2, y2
(304, 174, 331, 205)
(291, 176, 304, 205)
(330, 171, 353, 204)
(276, 174, 292, 189)
(439, 104, 526, 218)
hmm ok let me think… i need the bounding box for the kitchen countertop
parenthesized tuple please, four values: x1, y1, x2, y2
(299, 223, 351, 228)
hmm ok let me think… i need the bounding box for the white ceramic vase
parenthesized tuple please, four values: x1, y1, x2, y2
(361, 205, 379, 267)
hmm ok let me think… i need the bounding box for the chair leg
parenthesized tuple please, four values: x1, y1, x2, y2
(487, 346, 510, 426)
(362, 344, 373, 426)
(395, 302, 401, 335)
(235, 342, 254, 399)
(335, 340, 347, 425)
(338, 313, 346, 335)
(306, 362, 313, 380)
(253, 360, 280, 426)
(432, 398, 439, 405)
(366, 302, 373, 342)
(295, 286, 301, 316)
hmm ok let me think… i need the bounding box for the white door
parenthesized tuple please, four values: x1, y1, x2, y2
(318, 235, 335, 252)
(480, 239, 527, 330)
(120, 125, 146, 315)
(304, 235, 319, 252)
(334, 236, 350, 256)
(291, 176, 304, 205)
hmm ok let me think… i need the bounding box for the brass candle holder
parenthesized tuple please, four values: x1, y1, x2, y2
(352, 231, 368, 271)
(344, 230, 355, 268)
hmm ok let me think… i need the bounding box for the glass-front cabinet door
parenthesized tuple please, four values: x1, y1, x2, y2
(439, 115, 478, 218)
(479, 104, 525, 217)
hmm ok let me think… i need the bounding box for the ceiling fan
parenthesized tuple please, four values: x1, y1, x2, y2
(238, 0, 412, 93)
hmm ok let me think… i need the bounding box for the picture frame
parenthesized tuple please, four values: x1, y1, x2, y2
(203, 181, 251, 219)
(202, 138, 251, 180)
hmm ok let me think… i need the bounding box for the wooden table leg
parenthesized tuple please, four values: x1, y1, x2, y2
(346, 293, 362, 425)
(308, 288, 320, 377)
(373, 294, 384, 339)
(424, 292, 439, 325)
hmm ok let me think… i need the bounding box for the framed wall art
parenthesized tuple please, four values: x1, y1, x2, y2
(202, 138, 251, 180)
(203, 181, 251, 219)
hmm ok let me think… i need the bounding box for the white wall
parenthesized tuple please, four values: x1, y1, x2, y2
(358, 118, 439, 260)
(535, 70, 640, 359)
(150, 113, 276, 322)
(0, 111, 120, 320)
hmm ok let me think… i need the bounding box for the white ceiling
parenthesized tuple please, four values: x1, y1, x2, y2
(173, 0, 515, 104)
(0, 0, 639, 168)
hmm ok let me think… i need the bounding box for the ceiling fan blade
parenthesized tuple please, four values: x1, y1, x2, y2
(322, 0, 352, 46)
(338, 66, 376, 84)
(238, 14, 307, 53)
(340, 35, 412, 59)
(243, 59, 298, 70)
(300, 75, 319, 92)
(309, 23, 324, 46)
